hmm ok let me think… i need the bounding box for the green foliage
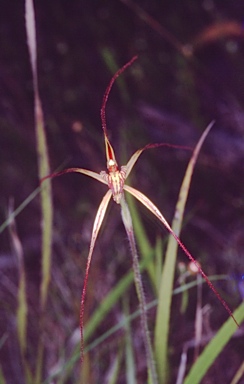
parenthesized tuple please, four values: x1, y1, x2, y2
(184, 302, 244, 384)
(154, 123, 214, 383)
(0, 2, 243, 383)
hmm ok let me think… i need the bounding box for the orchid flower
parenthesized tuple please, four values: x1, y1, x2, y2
(42, 55, 238, 383)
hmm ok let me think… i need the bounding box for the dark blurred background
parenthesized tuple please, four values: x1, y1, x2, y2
(0, 1, 244, 383)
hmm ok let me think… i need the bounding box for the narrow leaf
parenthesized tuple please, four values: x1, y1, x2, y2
(25, 0, 53, 311)
(83, 249, 156, 344)
(123, 296, 136, 384)
(8, 202, 33, 383)
(25, 0, 37, 87)
(154, 122, 214, 382)
(124, 187, 239, 380)
(9, 207, 27, 354)
(230, 358, 244, 384)
(101, 48, 132, 104)
(9, 203, 28, 356)
(184, 302, 244, 384)
(0, 366, 7, 384)
(106, 348, 123, 384)
(0, 187, 41, 234)
(25, 2, 53, 382)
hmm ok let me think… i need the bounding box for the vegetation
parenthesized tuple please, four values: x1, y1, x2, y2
(1, 1, 244, 383)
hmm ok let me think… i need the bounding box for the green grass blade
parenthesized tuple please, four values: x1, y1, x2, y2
(154, 122, 214, 383)
(53, 267, 137, 383)
(17, 264, 27, 353)
(8, 204, 33, 383)
(8, 212, 27, 355)
(84, 269, 134, 342)
(230, 358, 244, 384)
(41, 275, 231, 383)
(84, 277, 230, 358)
(0, 187, 41, 234)
(184, 302, 244, 384)
(84, 248, 155, 343)
(25, 1, 53, 382)
(51, 269, 138, 383)
(107, 348, 123, 384)
(101, 47, 132, 104)
(0, 366, 6, 384)
(123, 296, 136, 384)
(25, 0, 53, 311)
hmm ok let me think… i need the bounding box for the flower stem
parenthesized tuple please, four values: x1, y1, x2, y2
(120, 195, 158, 384)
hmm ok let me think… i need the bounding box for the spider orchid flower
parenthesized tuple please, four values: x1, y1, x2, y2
(41, 56, 238, 383)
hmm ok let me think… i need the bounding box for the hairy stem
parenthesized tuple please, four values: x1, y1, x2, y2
(120, 195, 157, 384)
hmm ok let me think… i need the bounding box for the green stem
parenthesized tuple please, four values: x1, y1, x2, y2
(120, 195, 157, 384)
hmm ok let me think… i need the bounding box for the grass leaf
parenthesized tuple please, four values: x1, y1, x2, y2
(8, 202, 34, 383)
(123, 296, 137, 384)
(184, 302, 244, 384)
(25, 1, 53, 382)
(154, 122, 214, 383)
(25, 0, 53, 311)
(0, 366, 7, 384)
(230, 358, 244, 384)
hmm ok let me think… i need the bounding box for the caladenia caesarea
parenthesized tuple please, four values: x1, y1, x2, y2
(42, 55, 239, 383)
